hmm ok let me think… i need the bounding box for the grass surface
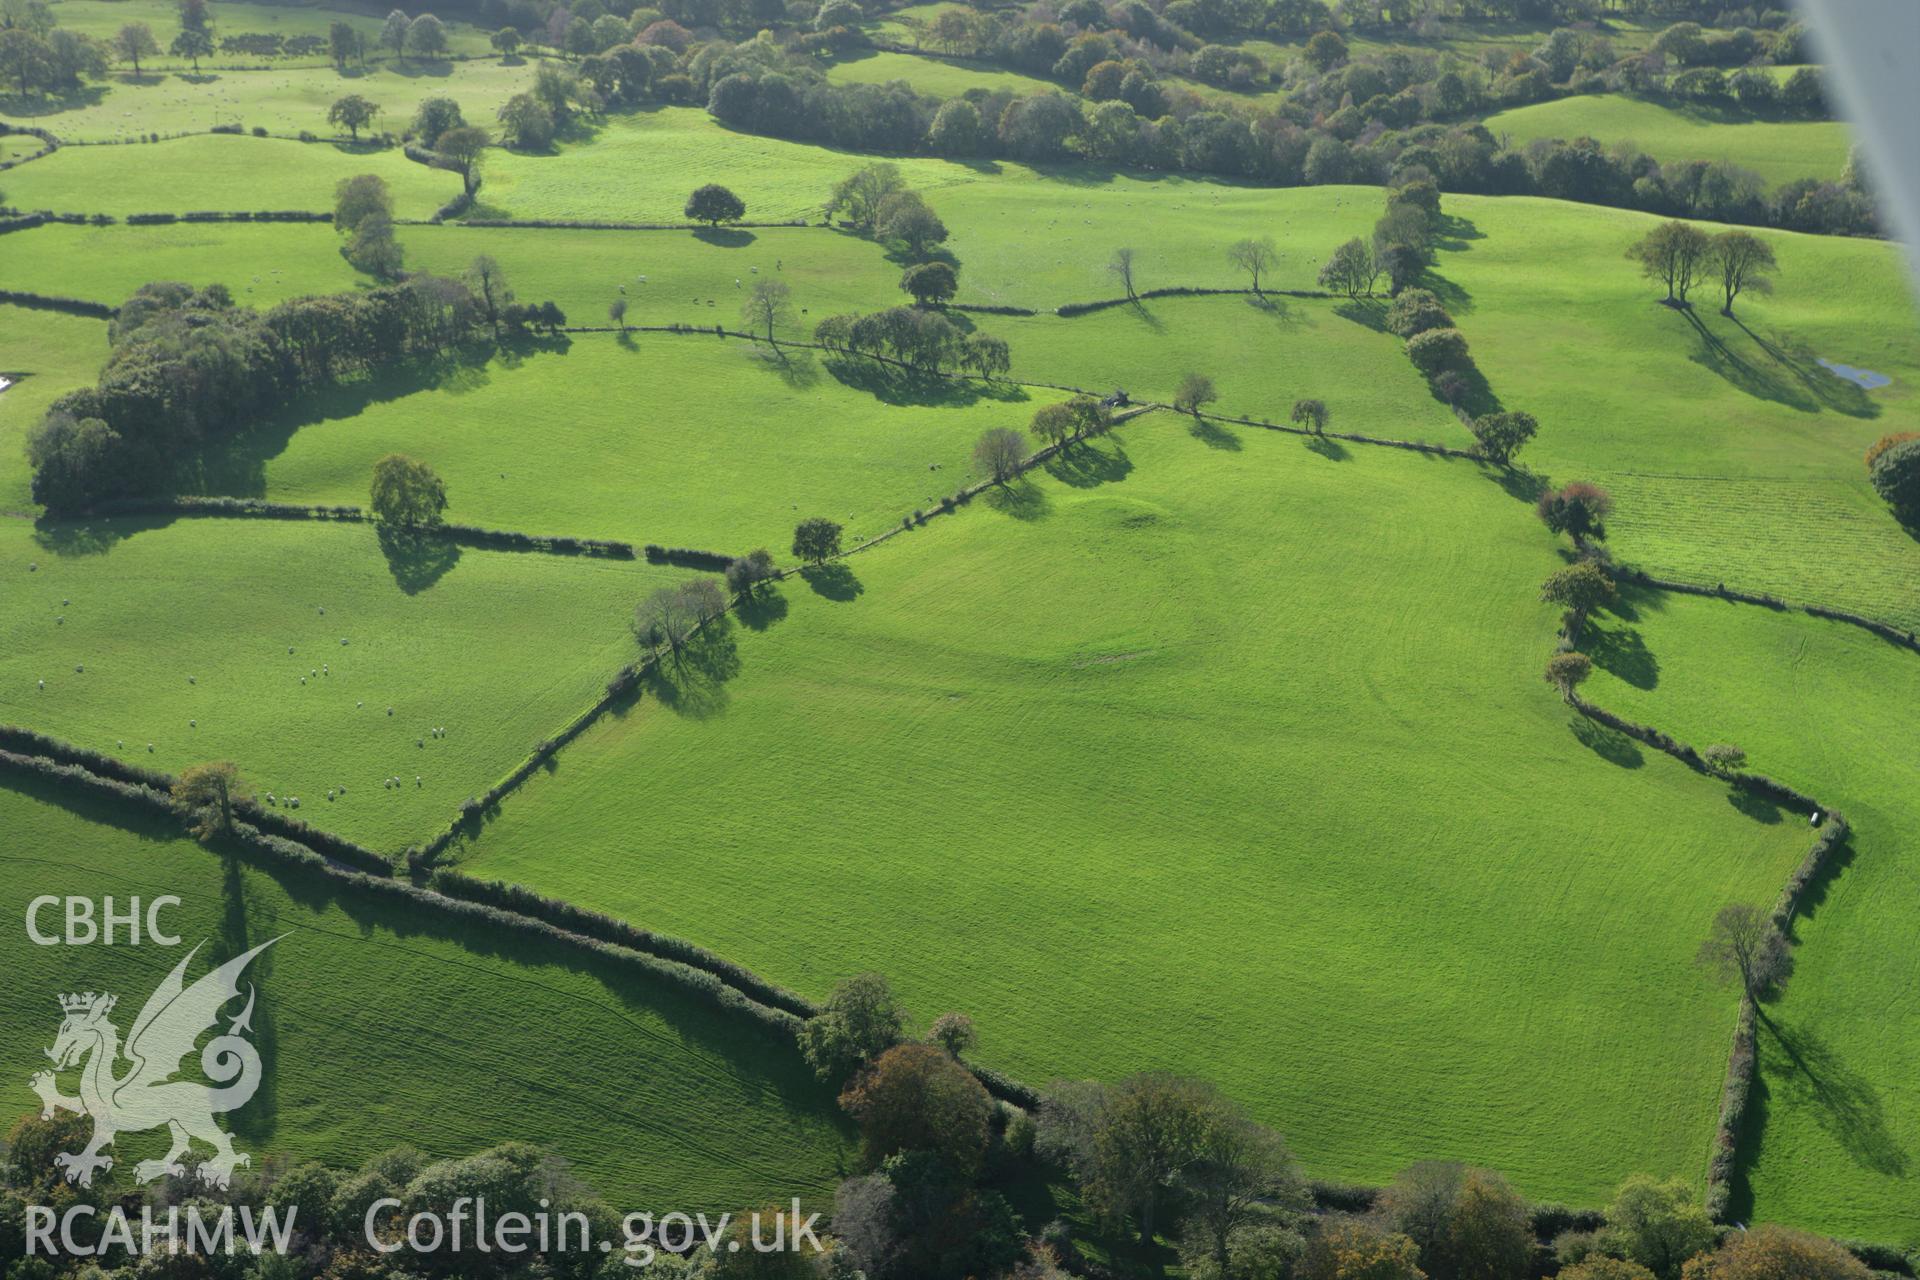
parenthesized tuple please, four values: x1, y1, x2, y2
(31, 0, 495, 64)
(826, 49, 1058, 98)
(1581, 589, 1920, 1241)
(0, 517, 669, 853)
(1434, 193, 1920, 629)
(0, 773, 852, 1209)
(255, 334, 1033, 551)
(4, 58, 536, 143)
(458, 416, 1808, 1206)
(1483, 95, 1852, 188)
(0, 133, 459, 215)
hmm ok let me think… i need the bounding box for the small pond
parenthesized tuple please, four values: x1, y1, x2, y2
(1817, 358, 1892, 390)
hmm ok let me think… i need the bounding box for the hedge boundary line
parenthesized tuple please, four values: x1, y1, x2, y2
(1054, 285, 1333, 317)
(1618, 567, 1920, 658)
(1186, 405, 1480, 460)
(64, 500, 643, 559)
(1559, 691, 1847, 1221)
(451, 217, 819, 231)
(0, 743, 807, 1041)
(0, 723, 391, 874)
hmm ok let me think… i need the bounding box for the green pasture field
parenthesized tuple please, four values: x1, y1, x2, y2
(0, 220, 360, 307)
(2, 134, 50, 161)
(0, 776, 852, 1210)
(0, 304, 109, 513)
(2, 58, 536, 143)
(993, 295, 1471, 447)
(39, 0, 496, 62)
(1434, 193, 1920, 630)
(826, 49, 1058, 99)
(0, 517, 674, 854)
(1580, 591, 1920, 1241)
(455, 415, 1811, 1206)
(0, 133, 460, 216)
(255, 334, 1031, 551)
(470, 106, 981, 225)
(1483, 95, 1852, 188)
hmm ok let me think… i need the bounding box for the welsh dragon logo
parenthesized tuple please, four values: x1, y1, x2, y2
(30, 938, 280, 1190)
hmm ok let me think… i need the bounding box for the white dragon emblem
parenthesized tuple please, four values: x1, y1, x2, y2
(30, 938, 280, 1189)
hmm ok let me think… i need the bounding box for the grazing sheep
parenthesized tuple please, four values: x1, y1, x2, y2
(117, 740, 123, 748)
(357, 700, 364, 708)
(288, 646, 295, 654)
(300, 677, 307, 685)
(387, 707, 394, 716)
(56, 617, 64, 625)
(189, 719, 196, 728)
(318, 607, 325, 615)
(417, 738, 424, 748)
(75, 664, 83, 673)
(62, 599, 69, 606)
(147, 744, 154, 752)
(341, 638, 349, 645)
(37, 679, 44, 689)
(188, 676, 196, 684)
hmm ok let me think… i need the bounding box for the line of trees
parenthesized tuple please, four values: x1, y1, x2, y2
(814, 307, 1010, 380)
(1626, 221, 1778, 313)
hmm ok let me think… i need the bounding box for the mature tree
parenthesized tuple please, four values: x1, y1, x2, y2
(1560, 1260, 1656, 1280)
(840, 1043, 992, 1175)
(1405, 327, 1470, 376)
(1299, 1220, 1424, 1280)
(1627, 221, 1713, 305)
(1442, 1169, 1534, 1280)
(1108, 246, 1139, 300)
(799, 972, 906, 1083)
(1701, 743, 1747, 775)
(405, 13, 448, 58)
(1385, 287, 1450, 337)
(344, 212, 403, 277)
(927, 97, 982, 154)
(875, 190, 947, 258)
(172, 761, 250, 840)
(1303, 28, 1347, 71)
(1536, 481, 1614, 544)
(1291, 398, 1328, 434)
(327, 93, 379, 140)
(1174, 372, 1218, 416)
(1084, 1073, 1216, 1244)
(928, 1011, 976, 1058)
(1182, 1099, 1304, 1278)
(168, 25, 211, 70)
(900, 261, 958, 307)
(973, 427, 1026, 485)
(1693, 1225, 1869, 1280)
(434, 124, 488, 193)
(1544, 651, 1592, 701)
(607, 296, 628, 331)
(792, 516, 843, 565)
(464, 255, 513, 333)
(633, 583, 695, 654)
(1, 27, 54, 97)
(1598, 1177, 1718, 1280)
(1868, 436, 1920, 517)
(333, 172, 392, 233)
(827, 162, 905, 231)
(490, 26, 522, 58)
(26, 414, 123, 512)
(1540, 560, 1614, 610)
(685, 183, 746, 227)
(496, 92, 554, 149)
(112, 22, 158, 75)
(1469, 411, 1537, 467)
(742, 278, 793, 342)
(1318, 237, 1379, 299)
(411, 96, 464, 147)
(369, 454, 447, 526)
(961, 332, 1011, 381)
(1697, 903, 1789, 999)
(328, 19, 361, 68)
(1706, 230, 1776, 315)
(725, 548, 776, 599)
(1227, 236, 1279, 293)
(380, 8, 410, 60)
(1029, 401, 1080, 450)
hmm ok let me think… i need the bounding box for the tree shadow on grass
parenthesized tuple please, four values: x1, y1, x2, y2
(31, 513, 179, 558)
(1043, 436, 1132, 489)
(801, 561, 863, 602)
(217, 855, 277, 1147)
(1682, 307, 1824, 414)
(1334, 299, 1388, 333)
(745, 341, 820, 389)
(1187, 416, 1241, 451)
(1726, 786, 1783, 825)
(1421, 269, 1472, 316)
(1432, 212, 1483, 251)
(643, 618, 741, 720)
(1727, 314, 1880, 419)
(1569, 713, 1644, 768)
(692, 226, 755, 248)
(984, 477, 1050, 521)
(1585, 620, 1659, 689)
(736, 584, 789, 632)
(1758, 1010, 1909, 1178)
(1304, 433, 1350, 461)
(0, 83, 109, 119)
(822, 355, 1019, 408)
(376, 525, 460, 594)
